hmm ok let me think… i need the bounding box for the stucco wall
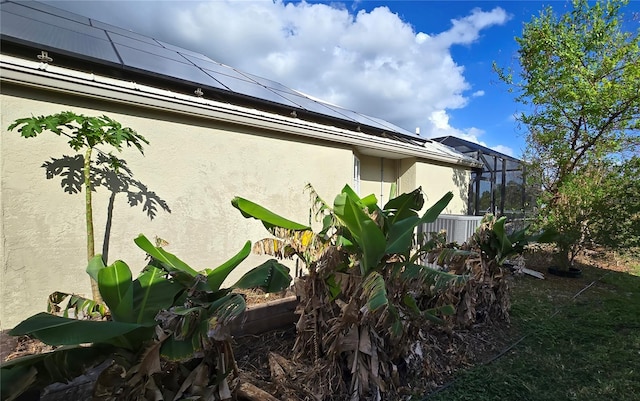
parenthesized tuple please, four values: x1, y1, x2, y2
(415, 161, 470, 215)
(358, 155, 397, 205)
(0, 86, 352, 328)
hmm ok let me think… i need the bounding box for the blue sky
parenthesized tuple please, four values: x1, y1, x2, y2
(46, 0, 640, 158)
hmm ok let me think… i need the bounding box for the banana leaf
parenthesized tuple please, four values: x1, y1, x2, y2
(9, 313, 148, 347)
(362, 271, 388, 312)
(134, 234, 199, 277)
(206, 240, 251, 291)
(231, 259, 291, 292)
(1, 345, 111, 401)
(382, 187, 424, 225)
(385, 192, 453, 255)
(98, 260, 134, 322)
(340, 184, 379, 214)
(132, 266, 182, 325)
(86, 254, 107, 282)
(334, 193, 386, 274)
(231, 197, 310, 231)
(400, 263, 468, 290)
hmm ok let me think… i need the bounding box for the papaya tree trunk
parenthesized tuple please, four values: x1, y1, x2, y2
(84, 147, 101, 301)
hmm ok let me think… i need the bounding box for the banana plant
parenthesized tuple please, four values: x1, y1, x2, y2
(232, 184, 467, 399)
(1, 234, 291, 400)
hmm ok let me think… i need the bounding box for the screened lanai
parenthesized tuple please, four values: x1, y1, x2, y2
(433, 136, 532, 218)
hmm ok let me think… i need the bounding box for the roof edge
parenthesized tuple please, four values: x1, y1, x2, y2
(0, 55, 482, 168)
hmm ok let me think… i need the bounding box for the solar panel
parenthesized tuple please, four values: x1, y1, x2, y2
(272, 90, 359, 122)
(201, 69, 300, 107)
(157, 40, 211, 61)
(0, 0, 426, 141)
(180, 54, 252, 81)
(91, 19, 160, 45)
(11, 0, 91, 25)
(114, 44, 227, 90)
(237, 71, 301, 96)
(2, 2, 106, 39)
(108, 32, 185, 62)
(0, 10, 121, 64)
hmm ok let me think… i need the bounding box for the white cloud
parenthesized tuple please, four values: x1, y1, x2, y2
(472, 90, 485, 97)
(47, 1, 509, 138)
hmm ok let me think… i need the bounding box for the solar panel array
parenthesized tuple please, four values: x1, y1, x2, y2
(0, 0, 424, 141)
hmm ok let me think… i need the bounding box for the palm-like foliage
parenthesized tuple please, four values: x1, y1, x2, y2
(233, 185, 468, 399)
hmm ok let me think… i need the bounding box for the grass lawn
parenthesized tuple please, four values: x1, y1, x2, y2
(425, 252, 640, 401)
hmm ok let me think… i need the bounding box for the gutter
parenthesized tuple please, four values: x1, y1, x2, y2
(0, 55, 482, 169)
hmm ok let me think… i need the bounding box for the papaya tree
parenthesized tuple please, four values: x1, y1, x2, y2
(8, 112, 149, 299)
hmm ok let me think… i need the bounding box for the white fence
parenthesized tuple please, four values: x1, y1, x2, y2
(418, 214, 484, 245)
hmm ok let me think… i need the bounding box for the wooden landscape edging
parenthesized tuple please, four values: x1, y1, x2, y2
(231, 296, 298, 336)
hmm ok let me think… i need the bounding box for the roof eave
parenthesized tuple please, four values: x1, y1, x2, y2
(0, 54, 482, 169)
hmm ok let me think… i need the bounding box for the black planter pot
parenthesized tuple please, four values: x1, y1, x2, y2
(547, 266, 582, 278)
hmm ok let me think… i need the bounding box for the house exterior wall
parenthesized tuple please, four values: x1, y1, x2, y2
(358, 155, 397, 205)
(415, 161, 470, 215)
(0, 85, 353, 328)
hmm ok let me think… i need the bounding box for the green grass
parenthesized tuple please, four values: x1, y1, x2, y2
(425, 260, 640, 401)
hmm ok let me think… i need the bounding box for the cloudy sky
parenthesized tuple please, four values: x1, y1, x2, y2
(42, 0, 640, 158)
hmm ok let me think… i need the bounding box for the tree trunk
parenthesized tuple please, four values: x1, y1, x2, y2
(84, 148, 102, 302)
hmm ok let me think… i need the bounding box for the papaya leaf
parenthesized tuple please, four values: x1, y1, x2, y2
(231, 197, 309, 231)
(207, 241, 251, 291)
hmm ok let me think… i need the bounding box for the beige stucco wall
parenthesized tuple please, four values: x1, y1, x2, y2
(358, 154, 398, 205)
(364, 156, 470, 215)
(415, 161, 470, 215)
(0, 85, 353, 328)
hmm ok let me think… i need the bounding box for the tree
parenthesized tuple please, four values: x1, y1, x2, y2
(495, 0, 640, 264)
(8, 112, 149, 299)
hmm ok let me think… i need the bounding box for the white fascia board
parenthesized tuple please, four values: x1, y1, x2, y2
(0, 55, 482, 168)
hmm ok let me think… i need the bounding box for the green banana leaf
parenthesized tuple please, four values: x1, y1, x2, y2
(132, 266, 182, 325)
(340, 184, 379, 213)
(206, 240, 251, 291)
(86, 254, 106, 282)
(334, 193, 386, 274)
(383, 187, 424, 225)
(231, 259, 291, 292)
(98, 260, 134, 322)
(385, 192, 453, 255)
(134, 234, 199, 277)
(9, 313, 147, 347)
(231, 196, 310, 231)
